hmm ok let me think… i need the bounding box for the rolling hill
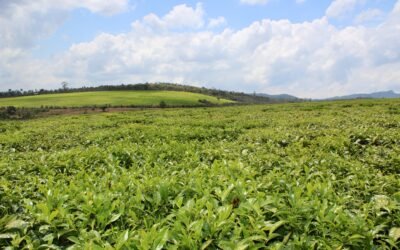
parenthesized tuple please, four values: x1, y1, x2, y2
(256, 93, 299, 101)
(0, 90, 233, 108)
(0, 83, 276, 104)
(325, 90, 400, 100)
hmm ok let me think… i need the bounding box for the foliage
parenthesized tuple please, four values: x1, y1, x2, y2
(5, 106, 17, 116)
(0, 106, 48, 120)
(0, 99, 399, 249)
(198, 99, 214, 106)
(159, 101, 167, 108)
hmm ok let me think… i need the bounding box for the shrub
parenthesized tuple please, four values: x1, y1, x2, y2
(6, 106, 17, 116)
(159, 101, 167, 108)
(198, 99, 213, 106)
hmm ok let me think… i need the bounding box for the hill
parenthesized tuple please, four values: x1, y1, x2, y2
(326, 90, 400, 100)
(0, 90, 233, 108)
(0, 83, 275, 104)
(256, 93, 299, 101)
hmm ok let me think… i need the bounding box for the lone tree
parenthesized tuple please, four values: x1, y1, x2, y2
(61, 81, 69, 91)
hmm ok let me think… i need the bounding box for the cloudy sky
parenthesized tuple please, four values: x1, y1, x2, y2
(0, 0, 399, 98)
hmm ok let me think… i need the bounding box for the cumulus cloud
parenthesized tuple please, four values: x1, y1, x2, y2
(0, 0, 129, 49)
(326, 0, 363, 18)
(131, 3, 205, 31)
(208, 17, 227, 29)
(58, 0, 129, 16)
(354, 8, 385, 24)
(0, 0, 130, 90)
(164, 3, 205, 29)
(1, 1, 400, 98)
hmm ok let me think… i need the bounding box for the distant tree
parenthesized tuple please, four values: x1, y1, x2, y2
(61, 81, 69, 91)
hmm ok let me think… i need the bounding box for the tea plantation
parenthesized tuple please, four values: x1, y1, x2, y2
(0, 99, 399, 249)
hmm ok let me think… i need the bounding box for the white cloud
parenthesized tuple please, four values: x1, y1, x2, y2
(1, 1, 400, 98)
(0, 0, 129, 50)
(208, 17, 227, 29)
(296, 0, 306, 4)
(59, 0, 129, 16)
(164, 3, 205, 29)
(354, 8, 385, 24)
(0, 0, 130, 90)
(326, 0, 363, 18)
(240, 0, 269, 6)
(131, 3, 205, 31)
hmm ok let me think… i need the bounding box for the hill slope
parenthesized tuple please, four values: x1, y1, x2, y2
(0, 83, 275, 103)
(256, 93, 299, 101)
(0, 91, 233, 108)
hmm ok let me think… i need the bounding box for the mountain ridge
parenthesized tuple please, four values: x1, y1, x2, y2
(255, 93, 299, 101)
(325, 90, 400, 100)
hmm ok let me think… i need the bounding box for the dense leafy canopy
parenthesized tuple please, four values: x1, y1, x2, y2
(0, 99, 399, 249)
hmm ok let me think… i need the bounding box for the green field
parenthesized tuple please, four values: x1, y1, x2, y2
(0, 91, 233, 108)
(1, 99, 400, 248)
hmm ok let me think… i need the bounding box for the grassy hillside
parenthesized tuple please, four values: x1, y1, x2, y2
(1, 83, 275, 103)
(1, 99, 399, 248)
(0, 90, 233, 108)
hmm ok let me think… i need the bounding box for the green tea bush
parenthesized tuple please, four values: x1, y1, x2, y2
(0, 99, 399, 249)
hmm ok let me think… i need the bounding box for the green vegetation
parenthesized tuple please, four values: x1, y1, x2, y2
(0, 83, 274, 104)
(0, 99, 399, 249)
(0, 106, 47, 120)
(0, 91, 233, 108)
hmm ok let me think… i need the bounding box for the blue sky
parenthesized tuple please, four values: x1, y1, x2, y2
(0, 0, 399, 98)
